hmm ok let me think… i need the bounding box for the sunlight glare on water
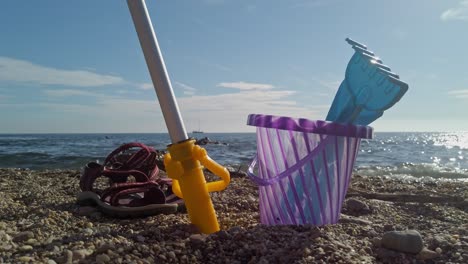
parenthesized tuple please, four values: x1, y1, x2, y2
(432, 132, 468, 150)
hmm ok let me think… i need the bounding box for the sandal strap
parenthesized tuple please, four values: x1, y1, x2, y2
(78, 142, 183, 210)
(80, 162, 103, 192)
(79, 143, 159, 192)
(100, 181, 166, 206)
(104, 142, 153, 169)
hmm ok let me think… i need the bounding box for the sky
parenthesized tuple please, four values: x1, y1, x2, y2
(0, 0, 467, 133)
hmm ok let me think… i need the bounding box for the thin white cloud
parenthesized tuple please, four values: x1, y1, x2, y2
(0, 56, 124, 87)
(448, 89, 468, 99)
(139, 83, 153, 90)
(175, 81, 197, 96)
(177, 88, 322, 132)
(441, 0, 468, 21)
(43, 89, 100, 97)
(217, 81, 274, 90)
(15, 81, 322, 132)
(310, 77, 341, 91)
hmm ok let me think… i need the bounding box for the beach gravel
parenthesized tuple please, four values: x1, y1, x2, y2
(0, 168, 467, 263)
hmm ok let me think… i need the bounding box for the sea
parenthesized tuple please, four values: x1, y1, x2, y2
(0, 132, 467, 182)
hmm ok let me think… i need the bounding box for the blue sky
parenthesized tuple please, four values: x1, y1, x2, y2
(1, 0, 467, 133)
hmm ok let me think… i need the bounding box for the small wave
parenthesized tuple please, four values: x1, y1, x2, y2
(0, 153, 101, 170)
(355, 162, 468, 182)
(0, 152, 52, 169)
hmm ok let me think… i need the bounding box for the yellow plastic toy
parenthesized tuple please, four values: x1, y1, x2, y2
(165, 139, 230, 234)
(127, 0, 230, 234)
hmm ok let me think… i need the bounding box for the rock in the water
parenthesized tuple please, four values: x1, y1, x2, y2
(381, 230, 424, 254)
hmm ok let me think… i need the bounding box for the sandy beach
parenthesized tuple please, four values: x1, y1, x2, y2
(0, 167, 467, 263)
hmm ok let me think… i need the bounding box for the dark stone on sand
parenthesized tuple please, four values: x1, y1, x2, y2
(376, 247, 404, 259)
(339, 214, 372, 225)
(416, 248, 440, 260)
(13, 231, 34, 242)
(345, 198, 371, 214)
(381, 230, 424, 254)
(77, 206, 98, 216)
(189, 234, 207, 249)
(215, 230, 231, 239)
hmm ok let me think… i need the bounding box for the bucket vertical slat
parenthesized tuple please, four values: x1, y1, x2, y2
(302, 131, 321, 225)
(334, 136, 342, 223)
(289, 130, 316, 225)
(258, 127, 288, 224)
(273, 129, 298, 225)
(309, 155, 327, 225)
(277, 129, 307, 224)
(247, 114, 372, 226)
(319, 134, 335, 223)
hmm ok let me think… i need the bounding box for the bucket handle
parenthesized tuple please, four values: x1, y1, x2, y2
(247, 135, 334, 186)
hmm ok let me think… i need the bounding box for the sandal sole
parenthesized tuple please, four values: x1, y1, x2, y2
(77, 191, 179, 218)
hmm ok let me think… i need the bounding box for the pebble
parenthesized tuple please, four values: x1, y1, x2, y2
(19, 245, 33, 251)
(24, 238, 38, 245)
(216, 230, 231, 239)
(433, 235, 450, 247)
(383, 224, 395, 231)
(13, 231, 34, 242)
(345, 198, 370, 213)
(367, 229, 379, 237)
(190, 234, 207, 245)
(83, 228, 94, 236)
(229, 226, 243, 234)
(136, 235, 146, 242)
(97, 243, 114, 253)
(73, 249, 93, 260)
(416, 248, 440, 260)
(18, 256, 33, 262)
(376, 248, 402, 259)
(381, 230, 424, 254)
(96, 253, 111, 263)
(167, 251, 176, 259)
(339, 214, 372, 225)
(58, 249, 73, 264)
(0, 231, 12, 242)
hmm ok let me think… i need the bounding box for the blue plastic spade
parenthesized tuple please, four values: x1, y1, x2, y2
(326, 38, 408, 125)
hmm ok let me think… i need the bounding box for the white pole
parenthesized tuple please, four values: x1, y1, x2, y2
(127, 0, 188, 143)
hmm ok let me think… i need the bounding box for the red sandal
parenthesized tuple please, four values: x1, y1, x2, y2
(77, 143, 183, 217)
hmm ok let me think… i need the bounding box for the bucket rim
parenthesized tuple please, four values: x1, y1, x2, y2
(247, 114, 373, 138)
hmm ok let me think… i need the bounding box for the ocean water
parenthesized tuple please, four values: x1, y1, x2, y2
(0, 132, 467, 182)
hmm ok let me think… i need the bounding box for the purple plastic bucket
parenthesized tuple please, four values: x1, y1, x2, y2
(247, 114, 373, 226)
